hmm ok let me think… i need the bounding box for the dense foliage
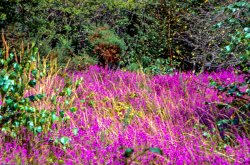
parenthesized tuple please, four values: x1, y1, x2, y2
(1, 0, 249, 72)
(0, 35, 83, 159)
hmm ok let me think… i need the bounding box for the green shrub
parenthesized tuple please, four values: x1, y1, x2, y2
(210, 69, 250, 143)
(88, 26, 126, 67)
(67, 53, 98, 70)
(143, 58, 180, 75)
(0, 35, 82, 155)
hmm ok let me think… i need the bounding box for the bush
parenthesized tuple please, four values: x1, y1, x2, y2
(89, 26, 126, 68)
(209, 69, 250, 143)
(0, 34, 82, 162)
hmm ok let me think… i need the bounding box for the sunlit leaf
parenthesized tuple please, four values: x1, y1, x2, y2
(36, 126, 42, 133)
(210, 81, 217, 87)
(149, 147, 163, 155)
(123, 148, 134, 158)
(225, 45, 232, 52)
(244, 27, 250, 33)
(70, 106, 77, 113)
(65, 88, 72, 96)
(52, 113, 59, 122)
(245, 33, 250, 39)
(72, 128, 78, 135)
(60, 136, 69, 145)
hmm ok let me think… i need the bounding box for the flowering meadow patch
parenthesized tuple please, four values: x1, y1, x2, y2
(0, 66, 249, 164)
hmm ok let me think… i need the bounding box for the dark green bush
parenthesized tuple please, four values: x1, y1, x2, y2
(1, 0, 248, 72)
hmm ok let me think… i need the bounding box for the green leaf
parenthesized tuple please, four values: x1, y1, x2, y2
(31, 69, 38, 77)
(65, 100, 69, 105)
(65, 88, 72, 96)
(123, 148, 134, 158)
(215, 22, 223, 28)
(149, 147, 163, 155)
(9, 71, 17, 79)
(28, 80, 36, 87)
(13, 63, 20, 71)
(70, 106, 77, 113)
(60, 136, 69, 145)
(28, 121, 34, 129)
(0, 59, 4, 65)
(5, 98, 13, 105)
(59, 110, 65, 118)
(202, 132, 211, 138)
(244, 27, 250, 33)
(210, 81, 217, 87)
(75, 78, 82, 88)
(217, 119, 230, 127)
(10, 132, 17, 138)
(63, 115, 70, 121)
(54, 138, 59, 145)
(225, 45, 232, 52)
(236, 92, 243, 97)
(33, 47, 39, 55)
(52, 112, 59, 122)
(228, 88, 235, 95)
(3, 75, 9, 81)
(35, 126, 42, 133)
(245, 33, 250, 39)
(217, 85, 225, 91)
(9, 53, 14, 59)
(51, 96, 57, 105)
(36, 94, 45, 100)
(236, 2, 246, 7)
(72, 128, 78, 135)
(31, 42, 35, 48)
(28, 107, 36, 113)
(39, 118, 46, 124)
(246, 89, 250, 95)
(29, 95, 36, 102)
(40, 72, 44, 77)
(14, 121, 20, 127)
(231, 118, 239, 125)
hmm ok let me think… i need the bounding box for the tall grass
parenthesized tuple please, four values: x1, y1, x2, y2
(0, 63, 249, 164)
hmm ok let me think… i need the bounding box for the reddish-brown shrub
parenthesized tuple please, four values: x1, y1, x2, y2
(89, 26, 125, 68)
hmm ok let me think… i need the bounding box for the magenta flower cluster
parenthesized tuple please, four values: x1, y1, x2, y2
(0, 66, 249, 164)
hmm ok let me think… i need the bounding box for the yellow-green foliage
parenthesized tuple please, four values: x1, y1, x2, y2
(105, 0, 148, 10)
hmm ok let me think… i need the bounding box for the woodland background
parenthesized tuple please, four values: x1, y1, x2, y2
(1, 0, 249, 73)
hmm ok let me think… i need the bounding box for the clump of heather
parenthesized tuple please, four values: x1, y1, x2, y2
(0, 66, 249, 164)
